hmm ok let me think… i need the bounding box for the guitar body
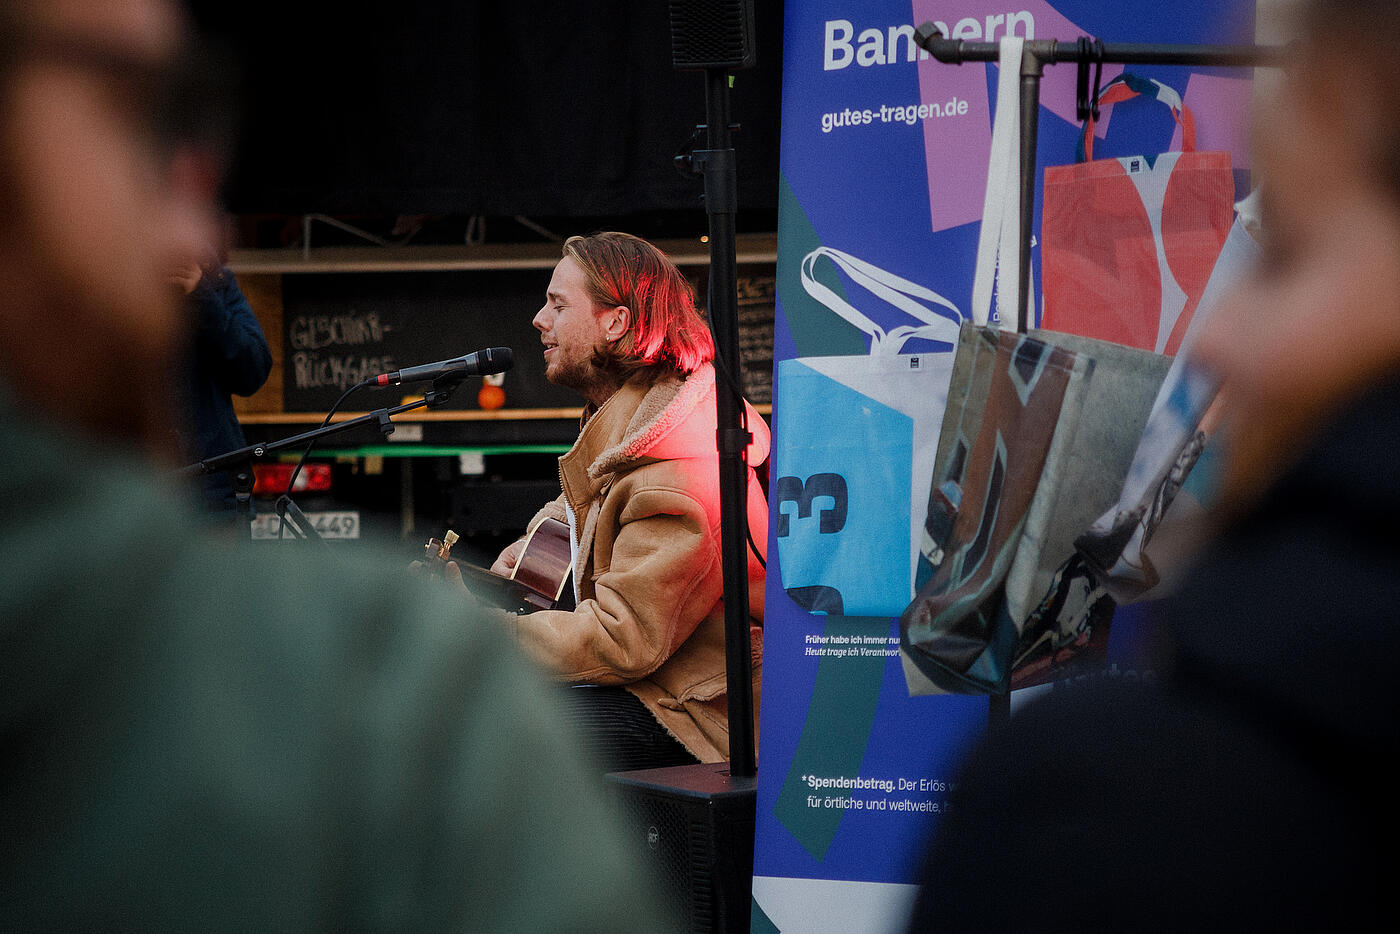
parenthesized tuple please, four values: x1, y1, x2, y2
(509, 517, 575, 611)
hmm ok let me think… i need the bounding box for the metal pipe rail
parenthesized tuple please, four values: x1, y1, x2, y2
(913, 23, 1282, 332)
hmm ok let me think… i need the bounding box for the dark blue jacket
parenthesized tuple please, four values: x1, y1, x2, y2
(179, 266, 272, 512)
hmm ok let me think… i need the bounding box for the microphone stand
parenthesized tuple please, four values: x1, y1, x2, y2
(272, 494, 326, 545)
(178, 377, 465, 543)
(693, 71, 757, 779)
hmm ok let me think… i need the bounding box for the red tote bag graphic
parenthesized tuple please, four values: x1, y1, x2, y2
(1041, 74, 1234, 355)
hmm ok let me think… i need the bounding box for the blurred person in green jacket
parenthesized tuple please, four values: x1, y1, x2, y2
(0, 0, 671, 930)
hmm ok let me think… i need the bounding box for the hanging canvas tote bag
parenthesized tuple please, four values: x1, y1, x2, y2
(900, 323, 1170, 695)
(971, 35, 1029, 334)
(1040, 73, 1235, 354)
(771, 247, 964, 617)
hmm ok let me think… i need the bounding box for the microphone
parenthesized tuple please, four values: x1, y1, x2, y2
(374, 347, 513, 387)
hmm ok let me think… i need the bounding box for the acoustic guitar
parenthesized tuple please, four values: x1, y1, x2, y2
(424, 517, 574, 614)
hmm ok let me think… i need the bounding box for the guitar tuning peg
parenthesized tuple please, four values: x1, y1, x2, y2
(423, 529, 460, 578)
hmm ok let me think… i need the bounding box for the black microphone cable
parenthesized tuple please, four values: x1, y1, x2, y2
(276, 377, 373, 541)
(703, 275, 767, 570)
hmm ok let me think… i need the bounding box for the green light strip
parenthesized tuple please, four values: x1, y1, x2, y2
(270, 445, 570, 460)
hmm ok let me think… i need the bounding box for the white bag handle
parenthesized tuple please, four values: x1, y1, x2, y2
(799, 246, 963, 355)
(971, 36, 1034, 332)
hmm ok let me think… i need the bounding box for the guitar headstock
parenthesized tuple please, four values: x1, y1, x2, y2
(424, 529, 460, 566)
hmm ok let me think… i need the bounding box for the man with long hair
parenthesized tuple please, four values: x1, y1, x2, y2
(449, 231, 769, 771)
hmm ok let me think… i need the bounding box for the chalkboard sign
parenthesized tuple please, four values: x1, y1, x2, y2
(282, 269, 581, 413)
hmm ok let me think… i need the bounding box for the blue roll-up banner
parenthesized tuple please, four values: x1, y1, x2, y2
(755, 2, 1258, 930)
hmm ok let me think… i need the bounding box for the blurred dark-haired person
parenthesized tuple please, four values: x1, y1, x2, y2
(446, 231, 769, 771)
(170, 249, 272, 523)
(0, 1, 670, 929)
(904, 1, 1398, 930)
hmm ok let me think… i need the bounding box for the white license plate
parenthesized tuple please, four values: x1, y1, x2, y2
(249, 510, 361, 540)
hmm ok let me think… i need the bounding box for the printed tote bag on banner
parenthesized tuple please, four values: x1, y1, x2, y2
(772, 247, 963, 618)
(1041, 73, 1235, 355)
(899, 324, 1170, 695)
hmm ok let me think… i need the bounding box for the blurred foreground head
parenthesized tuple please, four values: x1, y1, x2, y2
(0, 0, 224, 453)
(1192, 0, 1400, 507)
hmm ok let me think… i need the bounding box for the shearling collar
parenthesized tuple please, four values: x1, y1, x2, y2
(562, 365, 717, 490)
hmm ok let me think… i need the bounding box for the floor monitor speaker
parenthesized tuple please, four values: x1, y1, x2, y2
(606, 761, 757, 934)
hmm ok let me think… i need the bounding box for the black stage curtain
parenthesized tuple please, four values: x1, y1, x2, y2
(187, 1, 782, 219)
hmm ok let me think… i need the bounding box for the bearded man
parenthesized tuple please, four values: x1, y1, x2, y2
(449, 231, 769, 770)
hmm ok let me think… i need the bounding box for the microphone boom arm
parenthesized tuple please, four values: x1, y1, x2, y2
(176, 377, 464, 480)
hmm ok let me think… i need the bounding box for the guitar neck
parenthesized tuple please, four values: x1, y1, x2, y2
(454, 562, 551, 616)
(426, 517, 574, 614)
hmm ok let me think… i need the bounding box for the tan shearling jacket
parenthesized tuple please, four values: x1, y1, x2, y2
(508, 364, 768, 762)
